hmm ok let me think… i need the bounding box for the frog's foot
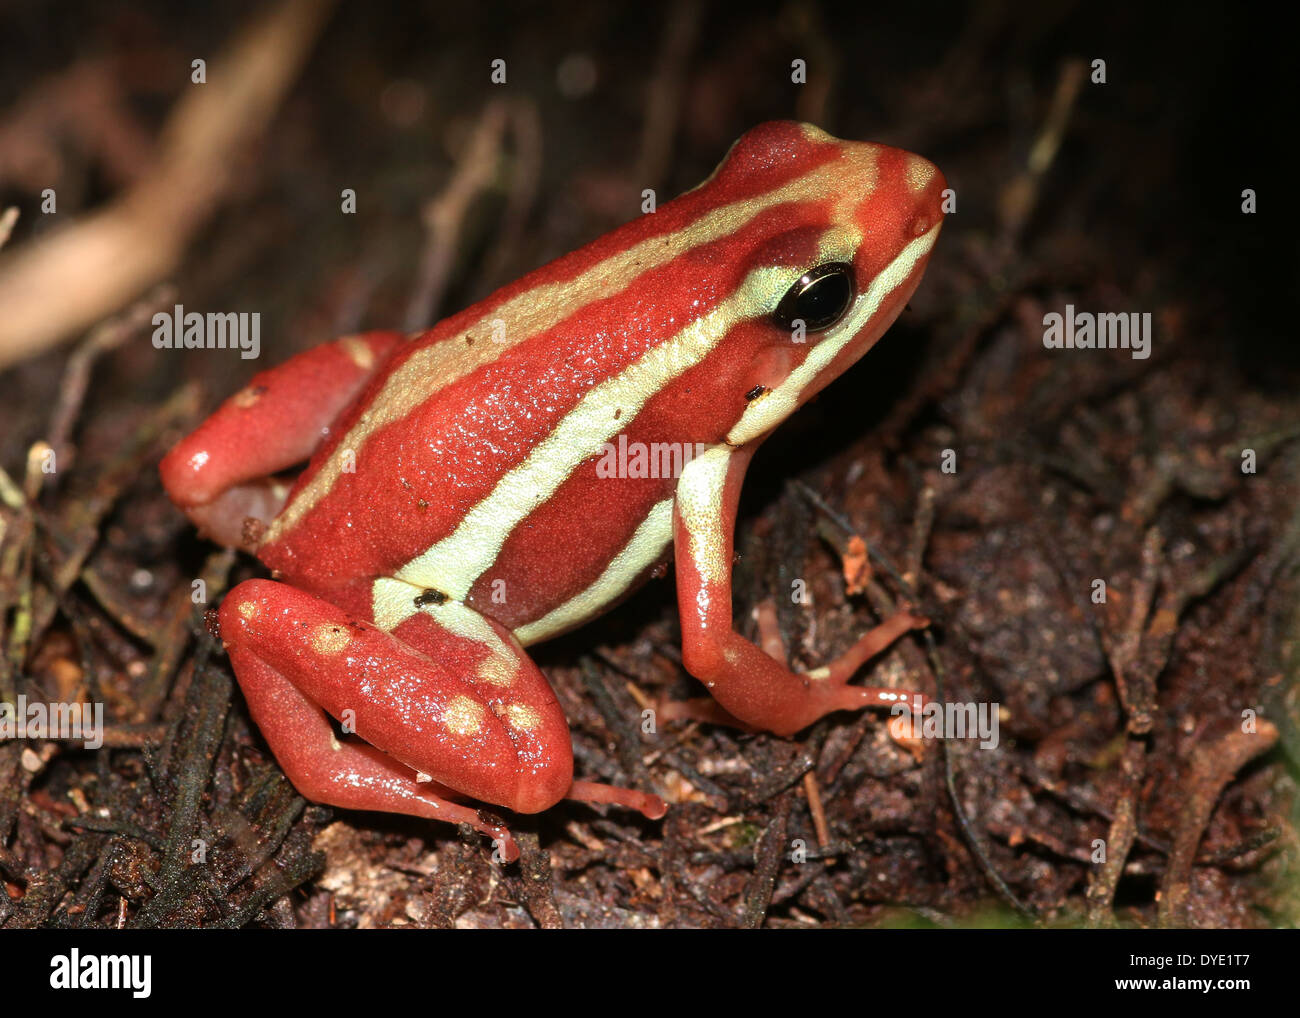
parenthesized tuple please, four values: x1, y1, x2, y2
(798, 608, 931, 710)
(660, 609, 929, 735)
(160, 330, 403, 548)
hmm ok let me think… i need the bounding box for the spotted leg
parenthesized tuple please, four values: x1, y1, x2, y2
(669, 446, 927, 737)
(220, 579, 664, 861)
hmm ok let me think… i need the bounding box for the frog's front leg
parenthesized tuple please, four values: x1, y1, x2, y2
(160, 330, 402, 547)
(219, 578, 664, 861)
(672, 446, 927, 737)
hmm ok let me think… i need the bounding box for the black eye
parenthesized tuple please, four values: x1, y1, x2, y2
(772, 262, 855, 333)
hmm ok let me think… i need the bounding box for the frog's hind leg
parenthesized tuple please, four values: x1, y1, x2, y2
(160, 330, 403, 548)
(387, 600, 666, 822)
(219, 579, 662, 860)
(228, 641, 522, 861)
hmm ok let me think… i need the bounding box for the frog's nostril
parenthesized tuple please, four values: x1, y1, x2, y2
(907, 206, 945, 239)
(909, 214, 935, 237)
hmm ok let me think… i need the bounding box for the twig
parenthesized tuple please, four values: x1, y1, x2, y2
(633, 0, 702, 189)
(1086, 735, 1146, 927)
(1159, 719, 1279, 927)
(404, 101, 509, 331)
(0, 207, 17, 251)
(46, 284, 177, 478)
(741, 789, 793, 928)
(0, 0, 335, 368)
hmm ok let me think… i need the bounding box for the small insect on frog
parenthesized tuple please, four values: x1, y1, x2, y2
(161, 122, 947, 861)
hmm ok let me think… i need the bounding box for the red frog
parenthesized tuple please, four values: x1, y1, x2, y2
(160, 122, 947, 861)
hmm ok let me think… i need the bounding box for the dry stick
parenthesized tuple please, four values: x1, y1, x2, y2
(403, 101, 509, 332)
(998, 58, 1086, 243)
(135, 547, 236, 720)
(1159, 719, 1280, 927)
(1086, 528, 1162, 926)
(2, 446, 48, 677)
(0, 207, 17, 251)
(46, 284, 177, 480)
(0, 743, 27, 857)
(1113, 527, 1165, 735)
(1086, 735, 1147, 927)
(0, 0, 334, 369)
(477, 100, 543, 292)
(0, 463, 30, 705)
(802, 771, 831, 850)
(741, 788, 793, 929)
(634, 0, 702, 190)
(513, 833, 565, 930)
(132, 660, 232, 928)
(904, 483, 936, 589)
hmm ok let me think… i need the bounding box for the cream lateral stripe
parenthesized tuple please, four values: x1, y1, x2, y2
(373, 575, 504, 640)
(673, 447, 733, 587)
(266, 156, 877, 544)
(725, 223, 942, 447)
(371, 576, 422, 632)
(371, 576, 521, 685)
(394, 259, 816, 599)
(513, 497, 677, 646)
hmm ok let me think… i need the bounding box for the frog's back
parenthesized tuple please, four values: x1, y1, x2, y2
(257, 122, 932, 638)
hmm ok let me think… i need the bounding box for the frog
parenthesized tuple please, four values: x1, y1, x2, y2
(160, 121, 947, 861)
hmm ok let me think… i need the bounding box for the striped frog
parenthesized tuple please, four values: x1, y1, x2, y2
(160, 121, 947, 861)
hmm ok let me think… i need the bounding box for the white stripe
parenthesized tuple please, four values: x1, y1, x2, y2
(674, 446, 734, 587)
(725, 223, 942, 447)
(512, 496, 677, 646)
(371, 577, 521, 690)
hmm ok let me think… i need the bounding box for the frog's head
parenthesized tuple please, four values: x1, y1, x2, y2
(702, 121, 947, 447)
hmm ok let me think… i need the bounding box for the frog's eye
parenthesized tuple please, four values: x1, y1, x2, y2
(772, 262, 855, 333)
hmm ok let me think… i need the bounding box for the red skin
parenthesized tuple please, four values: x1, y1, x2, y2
(159, 122, 946, 861)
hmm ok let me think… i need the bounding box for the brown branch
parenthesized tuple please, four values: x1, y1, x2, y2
(0, 0, 335, 369)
